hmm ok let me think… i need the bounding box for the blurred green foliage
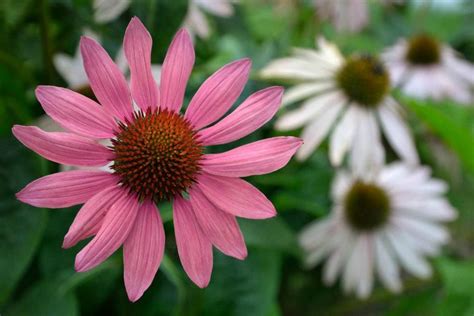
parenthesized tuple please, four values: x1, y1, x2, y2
(0, 0, 473, 315)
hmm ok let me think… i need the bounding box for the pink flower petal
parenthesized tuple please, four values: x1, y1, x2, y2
(197, 86, 283, 146)
(36, 86, 117, 139)
(173, 196, 213, 288)
(160, 29, 194, 113)
(12, 125, 114, 167)
(63, 185, 123, 248)
(124, 17, 160, 111)
(201, 136, 302, 177)
(16, 170, 118, 209)
(80, 36, 133, 122)
(124, 201, 165, 302)
(189, 186, 247, 260)
(197, 173, 276, 219)
(185, 59, 251, 130)
(75, 190, 139, 272)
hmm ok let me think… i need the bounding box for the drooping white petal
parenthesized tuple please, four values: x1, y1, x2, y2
(329, 105, 359, 166)
(296, 97, 346, 161)
(378, 99, 419, 164)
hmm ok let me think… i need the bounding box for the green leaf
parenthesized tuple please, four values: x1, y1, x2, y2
(201, 249, 282, 316)
(435, 258, 474, 316)
(5, 277, 79, 316)
(239, 217, 300, 257)
(437, 258, 474, 297)
(0, 0, 34, 28)
(0, 138, 48, 306)
(402, 97, 474, 172)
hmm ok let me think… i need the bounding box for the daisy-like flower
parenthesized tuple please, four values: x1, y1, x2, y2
(94, 0, 131, 24)
(183, 0, 235, 39)
(314, 0, 369, 33)
(299, 163, 457, 298)
(382, 34, 474, 104)
(260, 37, 418, 174)
(13, 17, 301, 301)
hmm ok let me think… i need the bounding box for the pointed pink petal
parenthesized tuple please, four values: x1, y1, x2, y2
(190, 186, 247, 260)
(197, 173, 276, 219)
(160, 29, 194, 113)
(35, 86, 117, 139)
(124, 17, 160, 111)
(173, 196, 213, 288)
(16, 170, 118, 208)
(12, 125, 114, 166)
(75, 190, 139, 272)
(197, 86, 283, 146)
(80, 36, 133, 121)
(124, 201, 165, 302)
(185, 59, 251, 130)
(63, 185, 123, 248)
(201, 136, 302, 177)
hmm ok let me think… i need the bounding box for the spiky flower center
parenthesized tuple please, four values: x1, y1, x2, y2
(406, 34, 441, 66)
(336, 55, 390, 107)
(112, 110, 203, 202)
(344, 181, 390, 231)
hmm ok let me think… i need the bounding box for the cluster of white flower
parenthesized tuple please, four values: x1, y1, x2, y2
(260, 0, 472, 299)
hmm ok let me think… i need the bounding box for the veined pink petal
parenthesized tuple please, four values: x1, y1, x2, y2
(197, 86, 283, 146)
(12, 125, 113, 166)
(75, 190, 139, 272)
(36, 86, 117, 138)
(124, 17, 160, 111)
(197, 174, 276, 219)
(173, 196, 213, 288)
(16, 170, 118, 209)
(63, 185, 123, 248)
(160, 28, 194, 113)
(124, 201, 165, 302)
(185, 59, 251, 130)
(189, 187, 247, 260)
(80, 36, 133, 122)
(201, 136, 302, 177)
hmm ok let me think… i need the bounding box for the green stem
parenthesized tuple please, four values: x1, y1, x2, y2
(39, 0, 54, 83)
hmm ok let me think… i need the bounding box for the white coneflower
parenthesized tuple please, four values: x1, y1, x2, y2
(314, 0, 369, 33)
(183, 0, 235, 39)
(299, 163, 457, 298)
(260, 37, 418, 175)
(93, 0, 131, 24)
(383, 34, 474, 105)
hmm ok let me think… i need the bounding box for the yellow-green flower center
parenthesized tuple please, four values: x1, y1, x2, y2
(336, 55, 390, 108)
(344, 181, 390, 231)
(406, 34, 441, 66)
(112, 110, 203, 202)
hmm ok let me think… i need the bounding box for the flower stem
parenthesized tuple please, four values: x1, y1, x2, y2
(39, 0, 54, 83)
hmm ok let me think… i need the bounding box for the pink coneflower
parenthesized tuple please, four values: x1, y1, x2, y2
(13, 17, 301, 302)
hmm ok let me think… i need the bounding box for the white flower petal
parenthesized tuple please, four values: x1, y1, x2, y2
(276, 91, 343, 131)
(281, 81, 335, 107)
(329, 105, 359, 166)
(374, 234, 402, 293)
(350, 109, 385, 179)
(378, 99, 419, 164)
(386, 228, 432, 278)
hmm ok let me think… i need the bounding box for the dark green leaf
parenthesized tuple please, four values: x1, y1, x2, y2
(0, 138, 48, 306)
(201, 249, 282, 316)
(239, 217, 300, 257)
(402, 97, 474, 172)
(5, 277, 79, 316)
